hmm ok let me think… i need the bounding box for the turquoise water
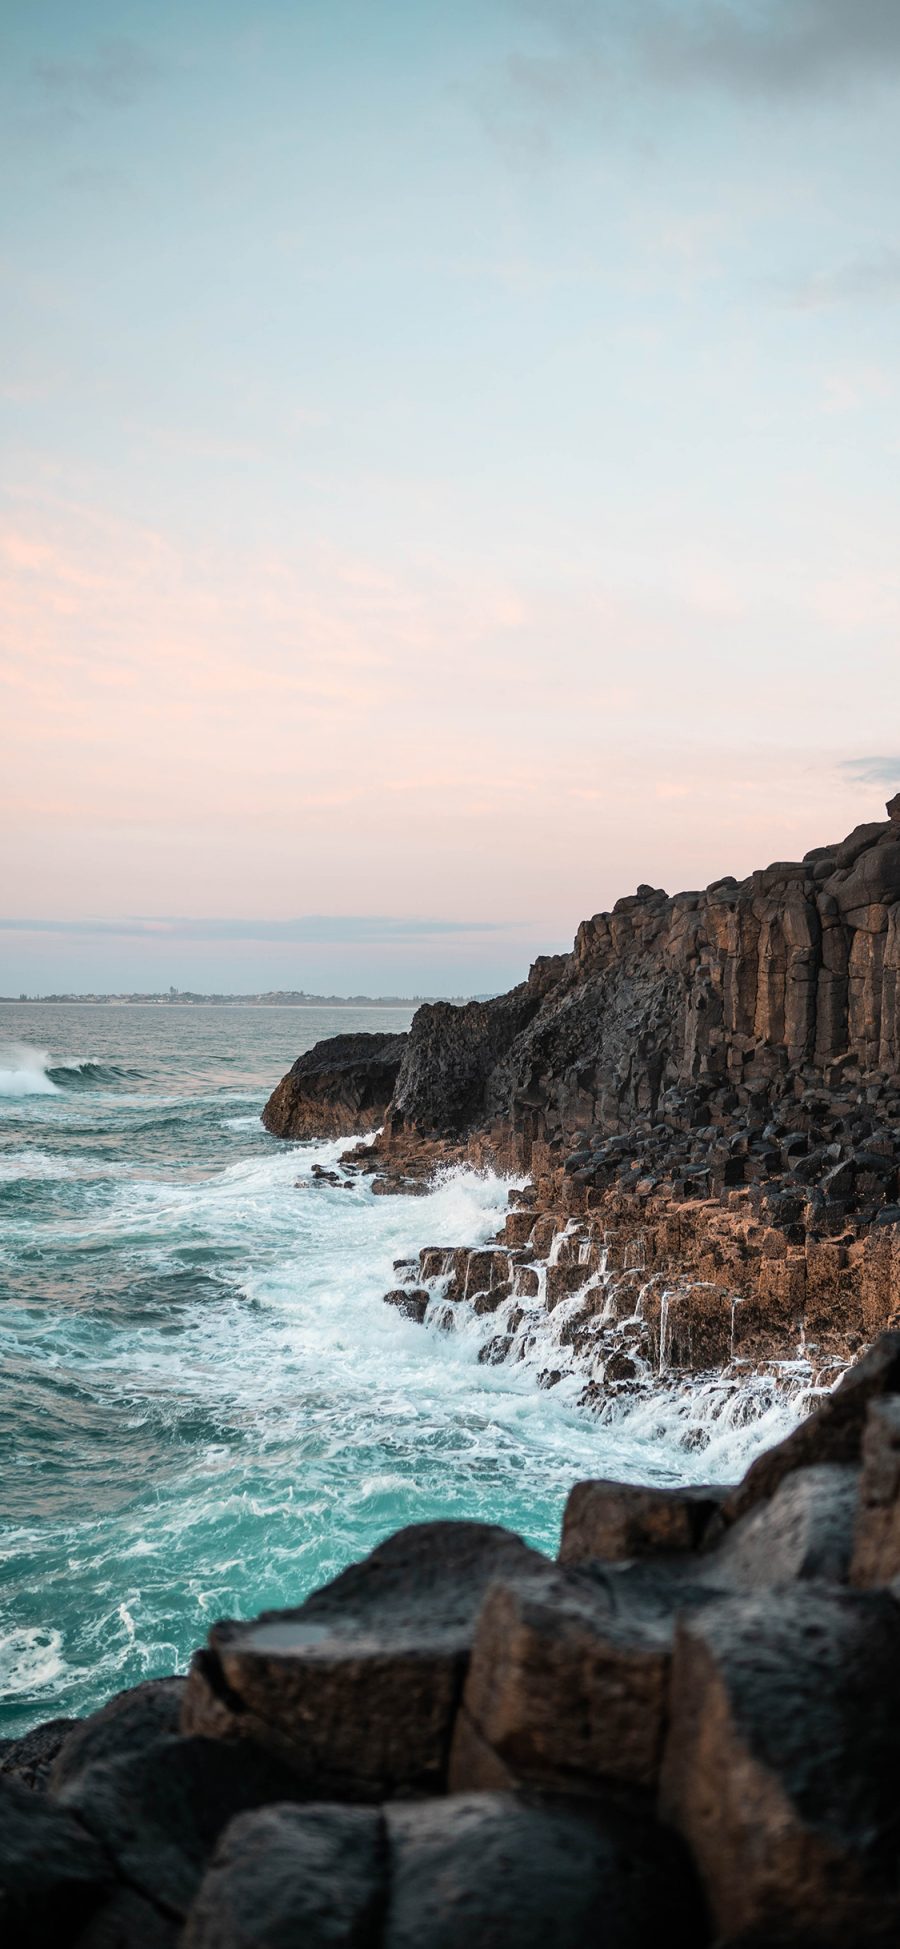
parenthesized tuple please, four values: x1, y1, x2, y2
(0, 1003, 802, 1737)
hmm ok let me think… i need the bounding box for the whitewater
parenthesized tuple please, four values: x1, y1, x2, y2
(0, 1001, 807, 1740)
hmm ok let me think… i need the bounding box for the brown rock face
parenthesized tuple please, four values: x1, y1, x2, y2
(261, 1031, 408, 1139)
(181, 1521, 542, 1801)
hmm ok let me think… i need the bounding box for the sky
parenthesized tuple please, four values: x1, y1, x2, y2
(2, 0, 900, 995)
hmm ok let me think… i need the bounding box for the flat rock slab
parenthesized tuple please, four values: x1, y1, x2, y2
(181, 1521, 544, 1799)
(182, 1803, 384, 1949)
(710, 1463, 859, 1589)
(0, 1772, 110, 1947)
(451, 1556, 730, 1794)
(560, 1478, 728, 1564)
(660, 1585, 900, 1942)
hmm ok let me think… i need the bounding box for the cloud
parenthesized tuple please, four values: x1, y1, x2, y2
(640, 0, 900, 99)
(0, 916, 520, 946)
(494, 0, 900, 143)
(780, 250, 900, 311)
(838, 756, 900, 786)
(32, 39, 164, 114)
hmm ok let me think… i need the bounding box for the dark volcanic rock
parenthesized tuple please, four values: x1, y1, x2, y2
(383, 1791, 705, 1949)
(660, 1586, 900, 1943)
(0, 1715, 77, 1791)
(261, 1032, 408, 1139)
(51, 1678, 185, 1792)
(0, 1772, 109, 1946)
(181, 1522, 544, 1800)
(182, 1803, 384, 1949)
(58, 1734, 304, 1920)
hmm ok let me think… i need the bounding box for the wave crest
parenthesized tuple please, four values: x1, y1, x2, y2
(0, 1044, 60, 1097)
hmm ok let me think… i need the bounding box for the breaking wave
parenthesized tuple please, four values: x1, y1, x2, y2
(0, 1043, 144, 1096)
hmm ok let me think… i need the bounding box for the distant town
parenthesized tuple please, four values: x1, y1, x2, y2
(2, 988, 474, 1007)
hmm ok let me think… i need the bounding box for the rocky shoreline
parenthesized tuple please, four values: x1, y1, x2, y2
(265, 796, 900, 1411)
(8, 1334, 900, 1945)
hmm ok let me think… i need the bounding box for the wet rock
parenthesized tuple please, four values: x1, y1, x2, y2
(660, 1586, 900, 1943)
(51, 1678, 185, 1792)
(0, 1715, 77, 1791)
(181, 1803, 384, 1948)
(711, 1464, 859, 1588)
(718, 1332, 900, 1526)
(383, 1791, 705, 1949)
(383, 1288, 429, 1323)
(450, 1558, 726, 1795)
(560, 1479, 727, 1565)
(58, 1734, 304, 1921)
(181, 1523, 544, 1800)
(0, 1772, 109, 1946)
(851, 1396, 900, 1587)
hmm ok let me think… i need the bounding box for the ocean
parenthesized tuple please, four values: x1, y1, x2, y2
(0, 1002, 804, 1738)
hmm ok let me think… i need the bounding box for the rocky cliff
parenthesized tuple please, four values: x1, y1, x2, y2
(385, 793, 900, 1159)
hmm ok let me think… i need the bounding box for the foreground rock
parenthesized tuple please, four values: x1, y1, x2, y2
(181, 1521, 542, 1799)
(11, 1349, 900, 1942)
(261, 1031, 408, 1139)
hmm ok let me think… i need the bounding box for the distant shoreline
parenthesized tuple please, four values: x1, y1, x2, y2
(0, 994, 474, 1008)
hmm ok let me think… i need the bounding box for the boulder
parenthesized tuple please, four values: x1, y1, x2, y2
(559, 1478, 727, 1564)
(57, 1734, 304, 1921)
(660, 1586, 900, 1942)
(711, 1464, 859, 1588)
(72, 1886, 179, 1948)
(382, 1288, 429, 1323)
(0, 1772, 109, 1947)
(383, 1791, 705, 1949)
(851, 1396, 900, 1587)
(181, 1522, 544, 1800)
(261, 1033, 408, 1140)
(181, 1803, 384, 1948)
(51, 1678, 185, 1792)
(450, 1557, 727, 1795)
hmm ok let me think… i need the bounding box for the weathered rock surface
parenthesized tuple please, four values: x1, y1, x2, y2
(660, 1586, 900, 1943)
(13, 1359, 900, 1945)
(851, 1394, 900, 1587)
(261, 1032, 408, 1139)
(0, 1715, 77, 1791)
(181, 1521, 543, 1799)
(57, 1734, 304, 1920)
(0, 1773, 110, 1946)
(560, 1478, 728, 1564)
(181, 1803, 384, 1949)
(382, 1790, 704, 1949)
(51, 1677, 185, 1792)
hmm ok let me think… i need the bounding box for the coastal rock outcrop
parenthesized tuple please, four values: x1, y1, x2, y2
(261, 1030, 408, 1139)
(13, 1346, 900, 1946)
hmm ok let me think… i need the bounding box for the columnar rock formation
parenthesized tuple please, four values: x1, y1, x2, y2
(263, 800, 900, 1396)
(8, 1337, 900, 1946)
(385, 796, 900, 1155)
